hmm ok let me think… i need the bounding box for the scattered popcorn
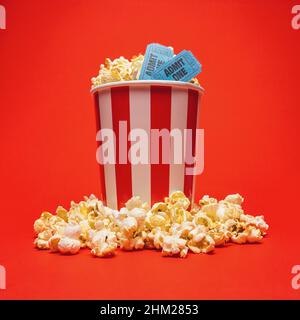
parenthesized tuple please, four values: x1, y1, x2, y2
(188, 227, 215, 254)
(145, 228, 165, 249)
(161, 235, 188, 258)
(193, 211, 214, 228)
(231, 226, 263, 244)
(89, 229, 118, 257)
(165, 191, 190, 210)
(116, 199, 148, 251)
(56, 206, 69, 222)
(34, 229, 52, 249)
(33, 192, 269, 258)
(231, 232, 248, 244)
(91, 54, 200, 89)
(246, 226, 263, 243)
(199, 195, 218, 207)
(224, 193, 244, 205)
(34, 212, 54, 234)
(48, 224, 82, 255)
(240, 214, 269, 234)
(48, 234, 61, 252)
(57, 237, 81, 255)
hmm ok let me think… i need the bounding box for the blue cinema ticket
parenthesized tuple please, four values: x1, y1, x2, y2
(152, 50, 202, 82)
(139, 43, 174, 80)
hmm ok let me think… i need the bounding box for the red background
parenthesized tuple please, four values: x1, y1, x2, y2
(0, 0, 300, 299)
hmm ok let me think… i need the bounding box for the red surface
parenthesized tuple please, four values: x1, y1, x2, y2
(0, 0, 300, 299)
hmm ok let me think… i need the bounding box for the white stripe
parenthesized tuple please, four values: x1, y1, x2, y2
(169, 88, 188, 194)
(98, 89, 118, 209)
(129, 86, 151, 205)
(192, 94, 201, 205)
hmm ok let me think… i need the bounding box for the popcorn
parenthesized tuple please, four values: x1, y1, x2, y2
(165, 190, 190, 210)
(224, 219, 263, 244)
(198, 194, 243, 223)
(187, 226, 215, 254)
(231, 232, 248, 244)
(64, 224, 81, 239)
(118, 236, 145, 251)
(89, 229, 118, 257)
(33, 192, 269, 258)
(142, 228, 163, 249)
(120, 217, 138, 237)
(217, 201, 243, 221)
(56, 206, 69, 222)
(34, 239, 50, 250)
(199, 195, 218, 207)
(200, 202, 219, 221)
(79, 220, 91, 247)
(57, 237, 81, 255)
(169, 221, 194, 239)
(34, 229, 53, 249)
(246, 226, 263, 243)
(128, 208, 147, 228)
(193, 212, 214, 228)
(231, 226, 263, 244)
(33, 212, 53, 234)
(224, 193, 244, 205)
(114, 198, 148, 251)
(48, 224, 82, 254)
(240, 214, 269, 234)
(161, 235, 188, 258)
(125, 195, 149, 211)
(146, 202, 170, 230)
(48, 234, 61, 252)
(33, 212, 67, 249)
(207, 222, 231, 246)
(130, 55, 144, 80)
(208, 230, 228, 247)
(91, 55, 136, 87)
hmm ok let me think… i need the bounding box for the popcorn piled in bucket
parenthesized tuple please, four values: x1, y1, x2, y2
(33, 192, 269, 258)
(91, 43, 201, 89)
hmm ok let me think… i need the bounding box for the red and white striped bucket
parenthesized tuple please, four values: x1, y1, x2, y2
(92, 80, 204, 209)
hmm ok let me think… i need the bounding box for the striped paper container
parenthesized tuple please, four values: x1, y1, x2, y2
(92, 80, 204, 209)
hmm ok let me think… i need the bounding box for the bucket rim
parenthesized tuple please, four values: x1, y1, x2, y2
(90, 80, 204, 94)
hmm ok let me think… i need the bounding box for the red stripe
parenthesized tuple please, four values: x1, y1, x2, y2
(150, 86, 171, 204)
(94, 92, 107, 204)
(111, 86, 132, 209)
(184, 89, 199, 199)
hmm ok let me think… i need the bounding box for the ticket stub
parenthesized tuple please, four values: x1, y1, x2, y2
(152, 50, 202, 82)
(139, 43, 174, 80)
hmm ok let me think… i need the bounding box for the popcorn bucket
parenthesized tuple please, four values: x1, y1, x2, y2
(92, 80, 204, 209)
